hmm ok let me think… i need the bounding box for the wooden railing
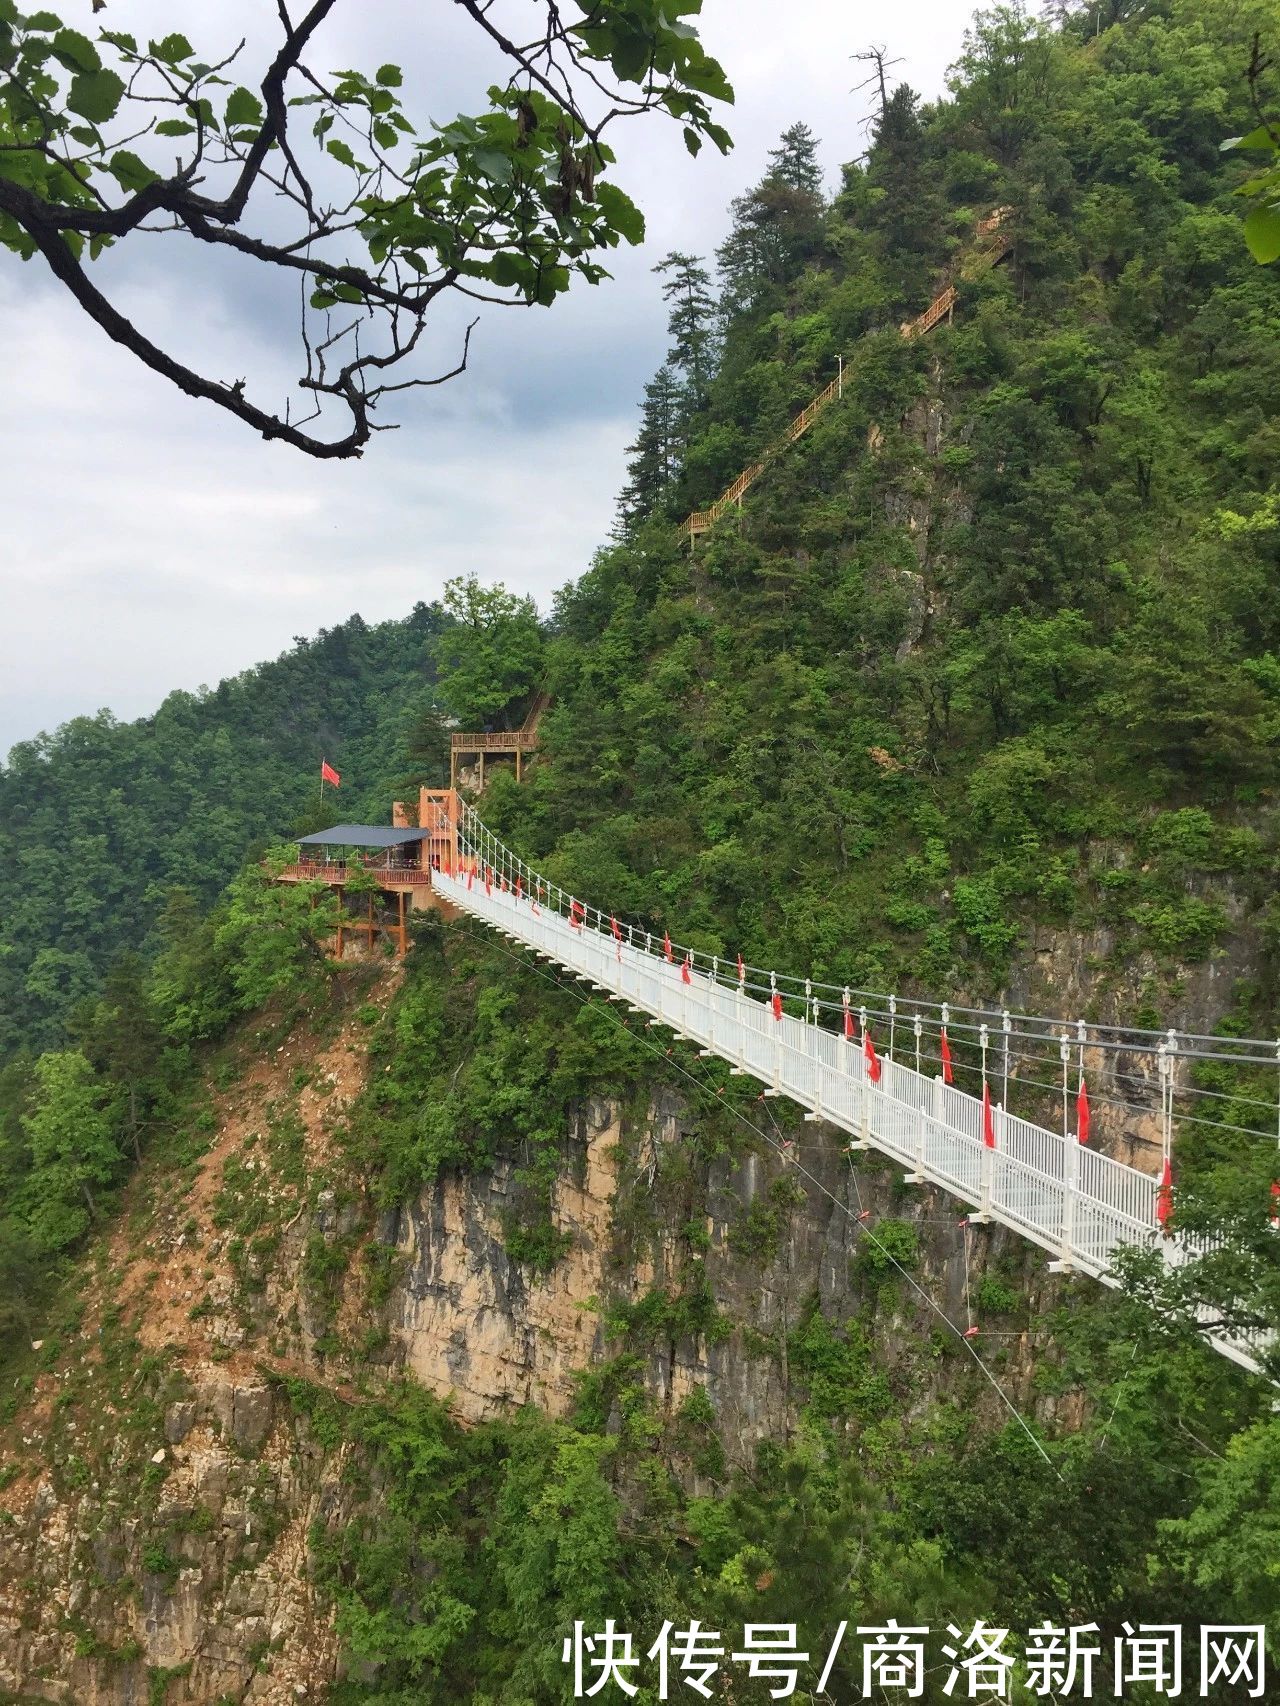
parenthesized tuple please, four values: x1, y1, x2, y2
(278, 860, 433, 886)
(450, 728, 537, 753)
(681, 210, 1013, 541)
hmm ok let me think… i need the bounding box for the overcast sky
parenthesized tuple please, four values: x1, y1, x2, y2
(0, 0, 972, 760)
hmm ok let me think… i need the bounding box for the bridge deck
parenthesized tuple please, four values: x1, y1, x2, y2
(433, 861, 1265, 1376)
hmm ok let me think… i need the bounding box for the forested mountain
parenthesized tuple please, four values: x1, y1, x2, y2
(0, 605, 447, 1057)
(494, 0, 1280, 1026)
(2, 2, 1280, 1700)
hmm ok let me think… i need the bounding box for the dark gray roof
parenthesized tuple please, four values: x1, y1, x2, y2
(297, 825, 431, 848)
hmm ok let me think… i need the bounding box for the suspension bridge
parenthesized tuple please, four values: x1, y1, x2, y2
(433, 802, 1275, 1378)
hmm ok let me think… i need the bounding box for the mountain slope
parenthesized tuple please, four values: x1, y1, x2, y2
(0, 605, 446, 1056)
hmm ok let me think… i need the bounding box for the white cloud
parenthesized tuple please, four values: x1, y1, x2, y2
(0, 0, 971, 758)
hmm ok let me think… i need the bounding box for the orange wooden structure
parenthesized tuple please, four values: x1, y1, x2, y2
(449, 690, 550, 789)
(275, 789, 463, 957)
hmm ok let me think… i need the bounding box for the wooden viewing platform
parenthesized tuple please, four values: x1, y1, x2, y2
(273, 790, 464, 955)
(449, 690, 550, 788)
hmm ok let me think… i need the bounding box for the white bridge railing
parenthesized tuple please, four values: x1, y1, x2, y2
(433, 831, 1265, 1376)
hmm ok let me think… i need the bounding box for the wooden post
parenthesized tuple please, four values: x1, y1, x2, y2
(336, 886, 344, 960)
(397, 889, 407, 956)
(368, 892, 375, 951)
(516, 746, 522, 784)
(478, 750, 485, 792)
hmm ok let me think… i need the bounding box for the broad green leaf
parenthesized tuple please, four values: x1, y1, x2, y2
(376, 63, 402, 87)
(100, 30, 138, 54)
(1222, 125, 1279, 154)
(154, 119, 195, 137)
(327, 138, 357, 170)
(595, 180, 644, 244)
(683, 125, 701, 157)
(1243, 203, 1280, 265)
(67, 67, 124, 124)
(473, 147, 513, 186)
(149, 32, 193, 66)
(49, 27, 99, 73)
(24, 11, 61, 31)
(105, 149, 158, 193)
(224, 86, 263, 130)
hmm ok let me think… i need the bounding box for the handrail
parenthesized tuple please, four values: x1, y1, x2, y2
(450, 729, 538, 752)
(436, 808, 1269, 1377)
(681, 213, 1013, 540)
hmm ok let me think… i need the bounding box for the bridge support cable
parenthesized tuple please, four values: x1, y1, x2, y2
(437, 804, 1271, 1376)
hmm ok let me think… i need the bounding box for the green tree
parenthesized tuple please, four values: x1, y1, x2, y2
(0, 2, 731, 455)
(431, 577, 545, 730)
(618, 362, 684, 529)
(19, 1049, 121, 1250)
(71, 953, 163, 1163)
(213, 861, 342, 1014)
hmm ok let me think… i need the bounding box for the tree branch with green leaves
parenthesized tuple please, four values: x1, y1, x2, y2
(0, 0, 732, 456)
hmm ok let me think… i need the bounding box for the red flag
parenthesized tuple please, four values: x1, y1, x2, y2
(771, 992, 783, 1022)
(320, 759, 340, 787)
(1270, 1180, 1279, 1230)
(982, 1080, 996, 1148)
(1156, 1157, 1174, 1229)
(570, 898, 585, 929)
(843, 1007, 854, 1041)
(484, 865, 492, 897)
(467, 865, 474, 891)
(610, 915, 621, 941)
(863, 1026, 882, 1084)
(501, 874, 508, 893)
(1076, 1076, 1091, 1146)
(940, 1027, 954, 1085)
(737, 953, 745, 982)
(663, 931, 673, 963)
(681, 954, 692, 985)
(515, 875, 523, 899)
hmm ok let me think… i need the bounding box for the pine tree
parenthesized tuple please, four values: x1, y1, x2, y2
(865, 84, 949, 293)
(767, 122, 824, 197)
(618, 364, 683, 530)
(717, 122, 827, 316)
(653, 252, 717, 405)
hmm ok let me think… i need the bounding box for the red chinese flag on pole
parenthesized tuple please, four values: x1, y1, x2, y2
(466, 864, 474, 891)
(515, 875, 523, 900)
(844, 1007, 855, 1041)
(1156, 1157, 1174, 1229)
(1076, 1076, 1091, 1146)
(321, 759, 340, 787)
(982, 1080, 996, 1148)
(1270, 1180, 1280, 1230)
(484, 865, 492, 897)
(570, 898, 584, 930)
(940, 1028, 954, 1085)
(610, 914, 621, 941)
(863, 1027, 882, 1085)
(681, 954, 692, 985)
(771, 991, 783, 1022)
(663, 931, 673, 963)
(737, 953, 745, 983)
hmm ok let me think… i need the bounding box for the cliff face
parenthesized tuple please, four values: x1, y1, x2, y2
(0, 959, 1088, 1703)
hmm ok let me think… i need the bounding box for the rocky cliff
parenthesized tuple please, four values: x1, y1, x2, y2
(0, 956, 1089, 1704)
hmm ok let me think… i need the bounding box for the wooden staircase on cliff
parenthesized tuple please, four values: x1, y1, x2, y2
(681, 210, 1012, 544)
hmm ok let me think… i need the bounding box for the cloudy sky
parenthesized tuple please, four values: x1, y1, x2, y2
(1, 0, 972, 759)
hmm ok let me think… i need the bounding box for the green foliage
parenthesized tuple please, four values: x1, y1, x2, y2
(0, 605, 448, 1056)
(431, 576, 545, 730)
